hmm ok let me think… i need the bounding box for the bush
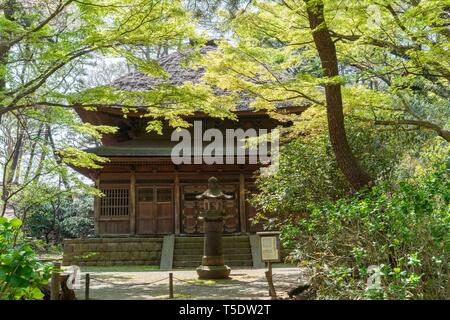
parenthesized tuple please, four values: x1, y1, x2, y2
(252, 134, 349, 215)
(0, 218, 52, 300)
(23, 194, 94, 243)
(252, 122, 410, 216)
(282, 161, 449, 299)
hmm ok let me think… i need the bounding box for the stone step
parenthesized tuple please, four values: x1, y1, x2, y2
(175, 236, 249, 243)
(172, 235, 253, 268)
(173, 255, 202, 262)
(173, 253, 253, 262)
(175, 241, 250, 249)
(173, 248, 251, 255)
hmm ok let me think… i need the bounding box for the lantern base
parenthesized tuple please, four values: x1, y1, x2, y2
(196, 265, 231, 279)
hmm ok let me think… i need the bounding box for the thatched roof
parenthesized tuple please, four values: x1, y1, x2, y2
(110, 44, 297, 112)
(112, 45, 214, 92)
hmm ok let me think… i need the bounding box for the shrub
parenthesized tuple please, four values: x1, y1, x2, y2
(0, 218, 52, 300)
(23, 194, 94, 243)
(282, 162, 449, 299)
(252, 122, 409, 217)
(252, 134, 349, 215)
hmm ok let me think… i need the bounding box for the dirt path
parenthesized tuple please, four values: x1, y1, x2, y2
(74, 267, 308, 300)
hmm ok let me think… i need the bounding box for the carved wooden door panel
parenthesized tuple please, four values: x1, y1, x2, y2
(222, 185, 239, 233)
(181, 184, 239, 234)
(181, 185, 205, 234)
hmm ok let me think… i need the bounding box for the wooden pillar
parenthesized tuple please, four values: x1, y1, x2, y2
(174, 173, 181, 234)
(130, 170, 136, 235)
(169, 273, 174, 298)
(85, 273, 90, 300)
(93, 173, 100, 236)
(50, 262, 61, 300)
(239, 173, 247, 233)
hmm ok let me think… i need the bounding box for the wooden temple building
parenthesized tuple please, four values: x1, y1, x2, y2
(63, 44, 302, 268)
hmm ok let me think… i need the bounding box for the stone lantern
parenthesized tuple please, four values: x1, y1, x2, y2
(196, 177, 232, 279)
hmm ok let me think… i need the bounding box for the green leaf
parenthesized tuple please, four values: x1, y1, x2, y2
(10, 218, 22, 228)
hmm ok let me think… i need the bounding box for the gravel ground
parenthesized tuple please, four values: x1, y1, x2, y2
(73, 267, 308, 300)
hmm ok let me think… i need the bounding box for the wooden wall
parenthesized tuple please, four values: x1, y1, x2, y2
(94, 161, 263, 236)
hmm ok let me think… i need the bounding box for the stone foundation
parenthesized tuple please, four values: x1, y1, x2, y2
(63, 236, 294, 267)
(63, 238, 163, 266)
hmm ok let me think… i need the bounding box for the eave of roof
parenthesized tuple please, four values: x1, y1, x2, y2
(85, 138, 176, 156)
(86, 146, 174, 157)
(84, 137, 274, 157)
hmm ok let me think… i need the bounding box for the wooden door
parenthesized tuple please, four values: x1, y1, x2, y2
(137, 187, 155, 234)
(137, 186, 174, 235)
(155, 187, 174, 234)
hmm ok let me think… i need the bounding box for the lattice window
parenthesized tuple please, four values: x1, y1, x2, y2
(100, 188, 129, 216)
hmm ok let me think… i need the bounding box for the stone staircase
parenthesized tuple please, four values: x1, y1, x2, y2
(173, 235, 253, 268)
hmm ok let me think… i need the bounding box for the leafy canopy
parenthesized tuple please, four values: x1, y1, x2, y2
(201, 0, 450, 141)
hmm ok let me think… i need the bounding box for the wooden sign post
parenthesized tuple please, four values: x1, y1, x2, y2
(257, 231, 281, 298)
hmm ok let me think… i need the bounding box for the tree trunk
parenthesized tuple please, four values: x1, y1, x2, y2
(24, 124, 44, 182)
(304, 0, 372, 190)
(47, 125, 70, 190)
(5, 132, 23, 186)
(35, 126, 51, 180)
(12, 146, 22, 185)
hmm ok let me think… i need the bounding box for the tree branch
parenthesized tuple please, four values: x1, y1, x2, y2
(374, 119, 450, 142)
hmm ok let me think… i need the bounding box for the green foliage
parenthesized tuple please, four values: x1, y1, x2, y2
(278, 145, 449, 299)
(202, 0, 450, 142)
(0, 0, 219, 180)
(252, 119, 409, 215)
(0, 0, 448, 301)
(0, 218, 52, 300)
(0, 0, 236, 135)
(23, 193, 94, 242)
(252, 134, 348, 215)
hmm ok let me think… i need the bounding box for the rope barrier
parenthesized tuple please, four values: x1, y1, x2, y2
(87, 271, 281, 288)
(83, 272, 296, 300)
(90, 276, 169, 287)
